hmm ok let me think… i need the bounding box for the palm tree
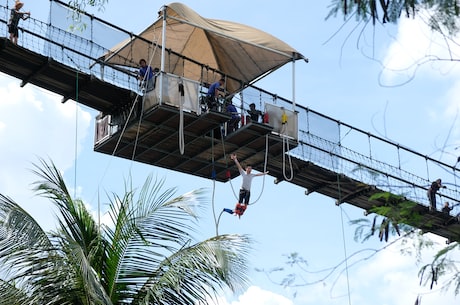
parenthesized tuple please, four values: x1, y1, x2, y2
(0, 159, 251, 305)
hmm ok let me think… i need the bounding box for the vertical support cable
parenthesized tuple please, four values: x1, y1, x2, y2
(368, 133, 372, 160)
(210, 129, 219, 236)
(159, 5, 167, 105)
(90, 14, 93, 66)
(425, 157, 430, 182)
(291, 56, 296, 109)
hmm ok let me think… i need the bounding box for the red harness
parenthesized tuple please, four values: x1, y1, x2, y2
(234, 203, 247, 217)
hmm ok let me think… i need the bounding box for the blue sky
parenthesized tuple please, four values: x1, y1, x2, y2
(1, 0, 460, 304)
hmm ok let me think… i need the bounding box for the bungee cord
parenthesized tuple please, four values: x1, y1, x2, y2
(248, 133, 269, 206)
(281, 134, 294, 182)
(280, 111, 293, 182)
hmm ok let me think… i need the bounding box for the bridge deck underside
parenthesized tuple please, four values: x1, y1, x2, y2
(267, 155, 460, 242)
(0, 38, 132, 114)
(94, 104, 298, 182)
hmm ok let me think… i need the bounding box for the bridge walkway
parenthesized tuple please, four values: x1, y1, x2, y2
(1, 1, 460, 242)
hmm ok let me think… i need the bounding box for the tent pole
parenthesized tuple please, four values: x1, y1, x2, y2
(159, 5, 167, 105)
(291, 56, 296, 109)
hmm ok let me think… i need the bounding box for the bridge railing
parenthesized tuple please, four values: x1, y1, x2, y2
(240, 84, 460, 208)
(2, 1, 459, 211)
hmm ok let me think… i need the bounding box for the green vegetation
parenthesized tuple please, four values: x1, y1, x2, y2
(0, 159, 251, 305)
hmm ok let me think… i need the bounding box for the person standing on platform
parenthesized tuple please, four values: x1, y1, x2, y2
(206, 78, 224, 110)
(427, 178, 445, 212)
(8, 1, 30, 45)
(138, 59, 157, 92)
(225, 98, 240, 133)
(247, 103, 263, 123)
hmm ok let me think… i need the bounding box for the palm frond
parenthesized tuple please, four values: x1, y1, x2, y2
(1, 159, 252, 305)
(0, 279, 33, 305)
(133, 234, 252, 305)
(103, 174, 209, 300)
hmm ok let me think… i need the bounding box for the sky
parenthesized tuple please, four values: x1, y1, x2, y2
(1, 1, 460, 305)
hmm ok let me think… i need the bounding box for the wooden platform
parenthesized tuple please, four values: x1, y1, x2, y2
(93, 103, 298, 182)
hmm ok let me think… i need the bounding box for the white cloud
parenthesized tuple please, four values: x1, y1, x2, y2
(381, 14, 460, 85)
(0, 74, 92, 230)
(442, 80, 460, 135)
(210, 286, 293, 305)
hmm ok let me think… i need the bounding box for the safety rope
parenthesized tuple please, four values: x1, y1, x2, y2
(215, 209, 224, 236)
(339, 205, 352, 305)
(221, 132, 239, 201)
(178, 78, 185, 155)
(209, 129, 220, 235)
(225, 133, 270, 205)
(282, 135, 294, 181)
(130, 96, 144, 163)
(73, 70, 78, 199)
(128, 34, 160, 167)
(248, 133, 269, 205)
(335, 154, 352, 305)
(280, 108, 293, 181)
(111, 95, 142, 157)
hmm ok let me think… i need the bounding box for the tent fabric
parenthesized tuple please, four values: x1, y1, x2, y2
(102, 2, 307, 93)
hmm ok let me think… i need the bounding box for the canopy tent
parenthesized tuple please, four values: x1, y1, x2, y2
(101, 2, 307, 94)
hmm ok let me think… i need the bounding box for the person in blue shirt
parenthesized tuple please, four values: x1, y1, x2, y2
(206, 78, 224, 110)
(138, 59, 158, 92)
(225, 98, 240, 133)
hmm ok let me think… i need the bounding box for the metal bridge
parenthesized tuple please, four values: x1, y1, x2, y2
(1, 1, 460, 242)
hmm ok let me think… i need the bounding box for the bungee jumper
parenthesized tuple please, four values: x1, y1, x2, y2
(223, 153, 269, 218)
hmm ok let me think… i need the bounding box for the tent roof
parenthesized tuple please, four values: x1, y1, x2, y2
(103, 2, 307, 93)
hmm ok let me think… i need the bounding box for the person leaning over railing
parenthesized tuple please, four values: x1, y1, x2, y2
(206, 78, 224, 111)
(137, 59, 158, 92)
(427, 178, 445, 212)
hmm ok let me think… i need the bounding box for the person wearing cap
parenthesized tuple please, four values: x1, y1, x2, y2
(8, 1, 30, 45)
(427, 178, 445, 212)
(206, 78, 225, 111)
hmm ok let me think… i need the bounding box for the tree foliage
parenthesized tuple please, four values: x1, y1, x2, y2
(353, 192, 460, 296)
(257, 191, 460, 302)
(327, 0, 460, 35)
(0, 159, 251, 305)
